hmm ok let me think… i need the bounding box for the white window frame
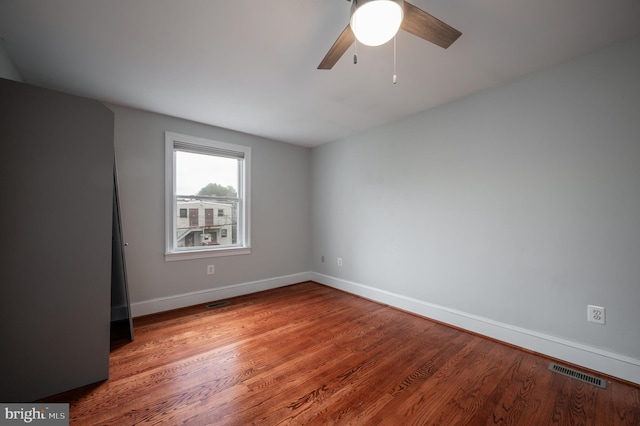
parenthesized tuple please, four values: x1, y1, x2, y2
(165, 132, 251, 261)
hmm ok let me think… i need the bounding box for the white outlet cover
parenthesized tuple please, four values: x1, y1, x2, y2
(587, 305, 605, 324)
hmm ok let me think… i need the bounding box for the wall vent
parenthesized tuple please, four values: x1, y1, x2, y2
(205, 301, 231, 309)
(548, 363, 606, 388)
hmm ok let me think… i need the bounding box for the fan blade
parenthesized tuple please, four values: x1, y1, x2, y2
(401, 1, 461, 49)
(317, 24, 355, 70)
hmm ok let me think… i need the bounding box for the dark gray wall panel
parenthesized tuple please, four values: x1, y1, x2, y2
(0, 78, 114, 401)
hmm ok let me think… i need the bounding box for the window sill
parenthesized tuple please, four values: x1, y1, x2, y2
(165, 246, 251, 262)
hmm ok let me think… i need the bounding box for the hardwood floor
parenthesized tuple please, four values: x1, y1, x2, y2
(43, 282, 639, 425)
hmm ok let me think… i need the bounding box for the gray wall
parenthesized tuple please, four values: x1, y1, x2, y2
(311, 36, 640, 371)
(110, 105, 311, 311)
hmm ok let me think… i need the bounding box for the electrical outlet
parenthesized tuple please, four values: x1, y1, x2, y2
(587, 305, 605, 324)
(207, 265, 215, 275)
(337, 257, 343, 267)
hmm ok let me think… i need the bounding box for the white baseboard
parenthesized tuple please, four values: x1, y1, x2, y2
(128, 270, 640, 385)
(131, 272, 311, 317)
(310, 272, 640, 386)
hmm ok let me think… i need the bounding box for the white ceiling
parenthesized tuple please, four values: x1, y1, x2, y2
(1, 0, 640, 147)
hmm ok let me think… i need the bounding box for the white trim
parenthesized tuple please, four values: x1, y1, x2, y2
(128, 270, 640, 385)
(131, 272, 311, 317)
(164, 246, 251, 261)
(310, 272, 640, 385)
(164, 133, 175, 254)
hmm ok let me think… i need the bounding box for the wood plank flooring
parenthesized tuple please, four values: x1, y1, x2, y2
(42, 282, 639, 425)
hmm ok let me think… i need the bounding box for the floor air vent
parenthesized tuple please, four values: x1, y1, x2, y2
(206, 301, 231, 309)
(548, 363, 606, 388)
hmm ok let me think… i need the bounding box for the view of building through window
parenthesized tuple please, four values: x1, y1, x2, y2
(174, 151, 240, 249)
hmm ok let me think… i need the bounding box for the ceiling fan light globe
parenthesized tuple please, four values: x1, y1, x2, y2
(350, 0, 404, 47)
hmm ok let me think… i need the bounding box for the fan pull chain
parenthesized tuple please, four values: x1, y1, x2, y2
(353, 3, 358, 65)
(393, 35, 398, 84)
(354, 38, 358, 64)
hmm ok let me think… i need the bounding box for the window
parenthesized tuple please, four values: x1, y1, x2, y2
(165, 132, 251, 260)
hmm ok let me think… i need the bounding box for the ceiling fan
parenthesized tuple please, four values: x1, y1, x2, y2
(318, 0, 461, 70)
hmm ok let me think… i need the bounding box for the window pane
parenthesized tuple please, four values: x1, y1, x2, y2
(175, 151, 238, 197)
(175, 198, 238, 248)
(174, 151, 240, 249)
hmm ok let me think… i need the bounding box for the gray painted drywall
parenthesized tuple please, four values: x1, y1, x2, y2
(311, 36, 640, 361)
(0, 39, 23, 82)
(110, 105, 311, 305)
(0, 78, 113, 401)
